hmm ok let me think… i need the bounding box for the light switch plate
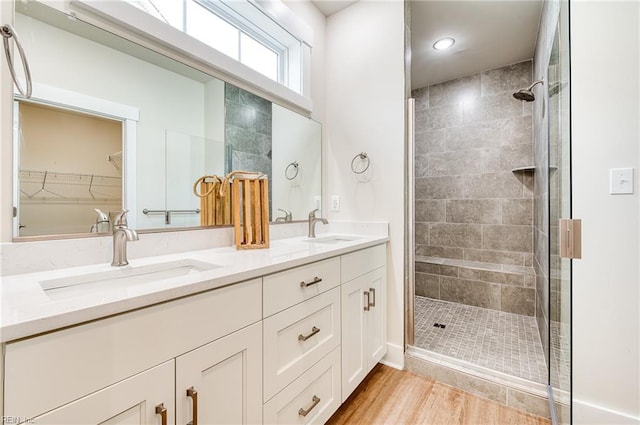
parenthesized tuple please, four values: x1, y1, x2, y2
(610, 168, 634, 194)
(331, 195, 340, 212)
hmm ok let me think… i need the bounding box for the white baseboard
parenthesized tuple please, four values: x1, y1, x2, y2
(380, 343, 404, 370)
(574, 399, 640, 425)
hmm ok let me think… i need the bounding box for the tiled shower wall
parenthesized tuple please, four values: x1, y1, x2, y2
(412, 61, 535, 266)
(412, 61, 536, 315)
(224, 83, 273, 216)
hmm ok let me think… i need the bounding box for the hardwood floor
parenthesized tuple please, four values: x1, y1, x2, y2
(327, 365, 551, 425)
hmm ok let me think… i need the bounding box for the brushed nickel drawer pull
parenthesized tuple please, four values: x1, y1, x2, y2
(364, 291, 370, 311)
(187, 386, 198, 425)
(155, 403, 167, 425)
(369, 287, 376, 307)
(300, 276, 322, 288)
(298, 395, 321, 417)
(298, 326, 320, 341)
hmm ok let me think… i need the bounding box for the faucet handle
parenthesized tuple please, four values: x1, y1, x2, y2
(110, 209, 130, 227)
(309, 208, 319, 219)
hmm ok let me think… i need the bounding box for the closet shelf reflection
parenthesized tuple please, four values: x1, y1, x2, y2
(18, 170, 121, 204)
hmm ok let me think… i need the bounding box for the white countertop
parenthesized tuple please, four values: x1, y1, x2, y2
(0, 233, 388, 343)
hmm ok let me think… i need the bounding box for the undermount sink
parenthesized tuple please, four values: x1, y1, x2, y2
(40, 259, 221, 300)
(302, 235, 363, 244)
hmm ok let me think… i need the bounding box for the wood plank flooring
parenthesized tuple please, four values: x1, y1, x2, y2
(327, 365, 551, 425)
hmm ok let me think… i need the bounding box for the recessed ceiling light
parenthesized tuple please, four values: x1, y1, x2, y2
(433, 37, 455, 51)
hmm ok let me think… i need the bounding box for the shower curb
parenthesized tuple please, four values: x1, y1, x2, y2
(405, 347, 554, 419)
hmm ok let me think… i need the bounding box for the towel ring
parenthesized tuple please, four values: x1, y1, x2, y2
(285, 161, 299, 180)
(350, 152, 370, 174)
(1, 24, 32, 98)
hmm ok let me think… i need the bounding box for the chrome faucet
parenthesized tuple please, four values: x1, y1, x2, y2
(110, 209, 139, 267)
(275, 208, 293, 222)
(308, 208, 328, 238)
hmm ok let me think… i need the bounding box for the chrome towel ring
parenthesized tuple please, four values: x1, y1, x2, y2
(350, 152, 370, 174)
(285, 161, 299, 180)
(1, 24, 32, 98)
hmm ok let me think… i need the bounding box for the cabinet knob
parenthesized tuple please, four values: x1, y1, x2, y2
(187, 386, 198, 425)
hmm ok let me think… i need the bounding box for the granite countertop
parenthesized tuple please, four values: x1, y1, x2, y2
(0, 233, 388, 343)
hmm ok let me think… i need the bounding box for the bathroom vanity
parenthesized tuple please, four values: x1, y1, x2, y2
(1, 234, 388, 424)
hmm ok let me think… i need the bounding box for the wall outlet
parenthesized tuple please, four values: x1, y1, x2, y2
(331, 195, 340, 212)
(610, 168, 634, 194)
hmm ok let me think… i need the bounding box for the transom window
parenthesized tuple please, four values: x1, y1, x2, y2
(127, 0, 301, 92)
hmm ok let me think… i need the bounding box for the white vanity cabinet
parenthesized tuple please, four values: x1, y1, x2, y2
(340, 245, 387, 401)
(2, 241, 388, 425)
(3, 278, 262, 424)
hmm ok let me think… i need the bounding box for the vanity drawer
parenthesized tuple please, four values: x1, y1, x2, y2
(263, 347, 341, 425)
(263, 257, 340, 317)
(4, 278, 262, 421)
(263, 287, 341, 401)
(341, 244, 386, 283)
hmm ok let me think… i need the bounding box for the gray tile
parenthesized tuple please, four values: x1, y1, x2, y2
(412, 86, 429, 110)
(415, 222, 430, 245)
(440, 277, 501, 310)
(507, 388, 551, 419)
(463, 249, 525, 267)
(481, 61, 533, 96)
(415, 273, 440, 298)
(416, 176, 465, 199)
(430, 223, 482, 249)
(462, 93, 523, 125)
(415, 129, 445, 154)
(446, 199, 502, 224)
(415, 199, 446, 222)
(423, 245, 464, 260)
(463, 173, 524, 199)
(415, 261, 441, 274)
(501, 115, 533, 146)
(428, 149, 482, 176)
(481, 144, 533, 173)
(412, 297, 548, 384)
(458, 268, 524, 286)
(501, 286, 535, 316)
(429, 74, 481, 108)
(483, 225, 533, 252)
(445, 121, 502, 151)
(425, 103, 464, 130)
(502, 198, 533, 225)
(415, 154, 430, 177)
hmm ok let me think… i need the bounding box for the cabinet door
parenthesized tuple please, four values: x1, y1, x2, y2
(176, 322, 262, 425)
(32, 361, 174, 425)
(365, 266, 387, 369)
(341, 266, 387, 402)
(340, 275, 367, 402)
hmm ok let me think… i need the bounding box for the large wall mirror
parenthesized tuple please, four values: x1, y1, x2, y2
(12, 0, 321, 239)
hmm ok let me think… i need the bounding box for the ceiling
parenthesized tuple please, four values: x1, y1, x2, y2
(411, 1, 543, 89)
(310, 0, 359, 17)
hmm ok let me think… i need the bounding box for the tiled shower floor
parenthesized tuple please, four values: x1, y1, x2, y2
(414, 296, 548, 384)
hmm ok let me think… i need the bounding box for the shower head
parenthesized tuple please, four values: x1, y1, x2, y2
(513, 80, 544, 102)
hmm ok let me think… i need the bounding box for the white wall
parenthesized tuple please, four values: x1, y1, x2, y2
(325, 0, 406, 367)
(571, 1, 640, 423)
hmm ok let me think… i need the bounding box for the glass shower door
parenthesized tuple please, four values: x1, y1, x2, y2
(548, 2, 571, 423)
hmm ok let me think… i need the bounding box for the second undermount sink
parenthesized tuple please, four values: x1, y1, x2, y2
(40, 259, 221, 300)
(302, 235, 363, 244)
